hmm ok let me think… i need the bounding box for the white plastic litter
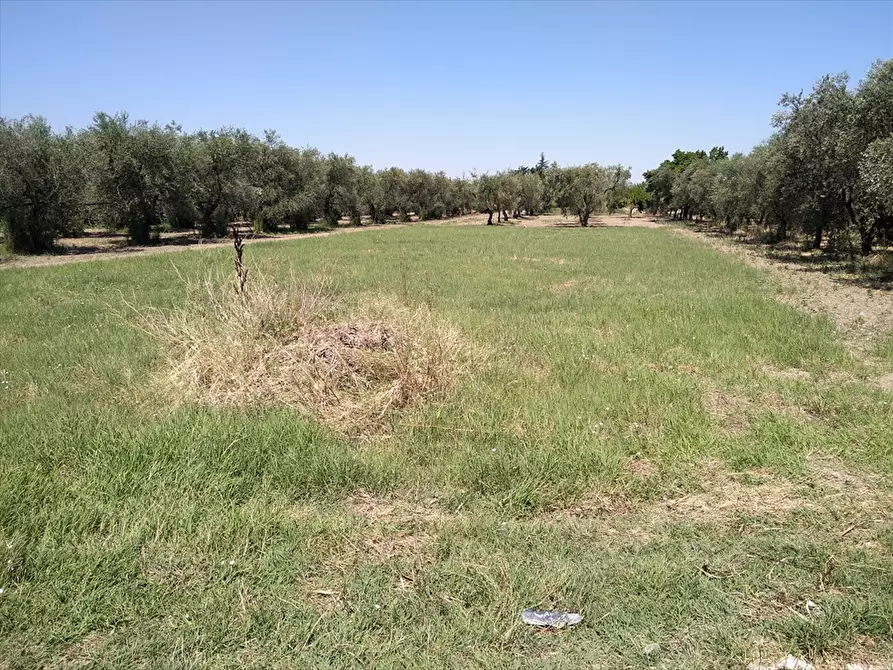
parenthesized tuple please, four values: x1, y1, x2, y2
(779, 656, 814, 670)
(520, 609, 582, 629)
(642, 642, 661, 655)
(748, 656, 815, 670)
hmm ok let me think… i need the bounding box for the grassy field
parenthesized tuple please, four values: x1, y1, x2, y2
(1, 224, 891, 669)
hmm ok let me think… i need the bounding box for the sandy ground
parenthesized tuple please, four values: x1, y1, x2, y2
(513, 212, 662, 228)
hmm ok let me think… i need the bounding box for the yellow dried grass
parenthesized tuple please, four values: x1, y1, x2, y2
(141, 274, 474, 433)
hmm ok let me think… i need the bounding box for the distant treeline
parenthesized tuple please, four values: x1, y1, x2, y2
(642, 59, 892, 255)
(0, 111, 631, 254)
(2, 60, 890, 256)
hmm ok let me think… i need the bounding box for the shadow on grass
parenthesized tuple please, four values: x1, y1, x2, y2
(0, 222, 405, 265)
(669, 220, 893, 291)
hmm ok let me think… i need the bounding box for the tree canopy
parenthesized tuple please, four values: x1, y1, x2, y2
(2, 59, 890, 256)
(641, 59, 893, 255)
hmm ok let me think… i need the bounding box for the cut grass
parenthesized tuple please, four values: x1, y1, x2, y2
(0, 224, 891, 668)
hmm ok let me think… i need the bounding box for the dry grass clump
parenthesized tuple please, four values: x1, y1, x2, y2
(143, 274, 474, 433)
(538, 456, 893, 532)
(703, 385, 751, 435)
(346, 490, 454, 524)
(656, 460, 805, 523)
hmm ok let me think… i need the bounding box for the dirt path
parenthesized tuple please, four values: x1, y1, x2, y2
(514, 212, 663, 229)
(0, 224, 411, 270)
(668, 224, 893, 358)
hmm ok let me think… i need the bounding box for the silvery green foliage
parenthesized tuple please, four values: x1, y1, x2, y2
(0, 116, 86, 253)
(859, 135, 893, 214)
(643, 59, 892, 253)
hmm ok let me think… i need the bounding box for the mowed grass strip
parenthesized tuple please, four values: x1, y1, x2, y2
(1, 225, 891, 669)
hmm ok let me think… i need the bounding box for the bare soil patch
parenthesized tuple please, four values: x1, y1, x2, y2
(662, 457, 892, 525)
(511, 212, 663, 229)
(808, 456, 893, 510)
(362, 530, 433, 563)
(658, 460, 804, 523)
(551, 278, 577, 292)
(703, 385, 752, 435)
(522, 361, 552, 381)
(763, 389, 817, 422)
(762, 365, 812, 381)
(508, 255, 568, 264)
(305, 586, 347, 613)
(543, 492, 632, 521)
(318, 491, 447, 575)
(702, 380, 817, 434)
(139, 546, 200, 588)
(49, 631, 111, 670)
(0, 223, 410, 270)
(346, 490, 452, 525)
(628, 458, 658, 479)
(542, 457, 891, 527)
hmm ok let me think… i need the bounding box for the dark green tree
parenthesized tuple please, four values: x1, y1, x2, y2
(708, 146, 729, 161)
(0, 116, 86, 253)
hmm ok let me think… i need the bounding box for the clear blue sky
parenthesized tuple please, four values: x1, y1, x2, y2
(1, 0, 891, 179)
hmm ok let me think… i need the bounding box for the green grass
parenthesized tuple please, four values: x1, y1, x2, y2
(1, 225, 891, 669)
(876, 332, 893, 364)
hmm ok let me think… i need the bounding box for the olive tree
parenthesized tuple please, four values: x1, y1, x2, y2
(476, 174, 497, 225)
(379, 167, 408, 221)
(492, 172, 515, 222)
(516, 172, 545, 216)
(556, 164, 630, 226)
(847, 60, 893, 252)
(89, 112, 181, 244)
(624, 184, 650, 218)
(359, 166, 403, 225)
(183, 128, 254, 237)
(858, 135, 893, 245)
(0, 116, 86, 253)
(403, 169, 453, 221)
(446, 177, 475, 217)
(322, 153, 360, 226)
(254, 132, 324, 231)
